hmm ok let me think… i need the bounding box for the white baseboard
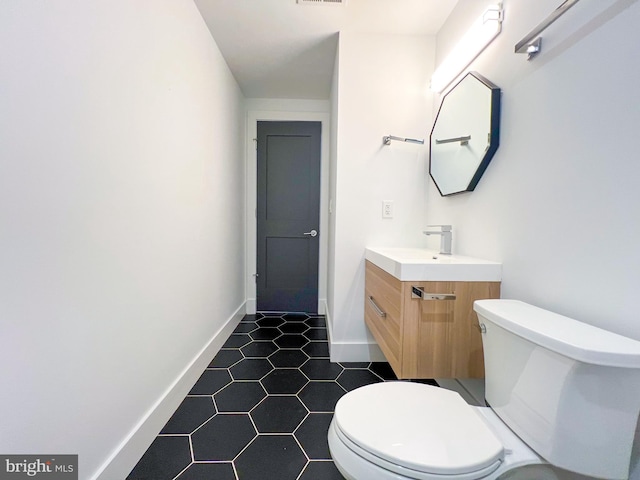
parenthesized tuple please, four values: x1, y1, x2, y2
(324, 299, 333, 340)
(324, 301, 385, 362)
(91, 302, 246, 480)
(246, 298, 256, 315)
(329, 340, 386, 363)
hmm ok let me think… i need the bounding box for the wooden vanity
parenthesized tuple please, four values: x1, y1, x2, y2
(364, 251, 501, 380)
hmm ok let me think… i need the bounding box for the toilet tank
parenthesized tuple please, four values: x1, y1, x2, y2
(474, 300, 640, 480)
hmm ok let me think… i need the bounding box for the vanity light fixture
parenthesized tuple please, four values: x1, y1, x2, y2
(430, 4, 503, 93)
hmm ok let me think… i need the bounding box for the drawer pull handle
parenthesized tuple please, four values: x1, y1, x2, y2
(411, 286, 456, 301)
(368, 296, 387, 318)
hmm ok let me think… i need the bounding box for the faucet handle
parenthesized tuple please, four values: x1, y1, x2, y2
(423, 225, 453, 255)
(426, 224, 452, 231)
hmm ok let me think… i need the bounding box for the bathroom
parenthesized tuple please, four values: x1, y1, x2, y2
(1, 0, 639, 479)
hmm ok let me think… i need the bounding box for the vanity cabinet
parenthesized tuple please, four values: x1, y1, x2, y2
(365, 260, 500, 379)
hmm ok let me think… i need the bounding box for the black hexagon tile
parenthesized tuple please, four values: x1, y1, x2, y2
(257, 316, 285, 328)
(304, 328, 328, 341)
(305, 316, 326, 328)
(251, 396, 307, 433)
(191, 414, 256, 461)
(339, 361, 370, 369)
(189, 369, 232, 395)
(222, 333, 252, 348)
(295, 412, 334, 459)
(268, 349, 309, 368)
(261, 369, 308, 394)
(235, 435, 306, 480)
(282, 313, 308, 322)
(370, 361, 398, 380)
(160, 396, 216, 434)
(208, 349, 243, 368)
(302, 341, 329, 358)
(175, 462, 236, 480)
(126, 436, 191, 480)
(274, 334, 309, 349)
(337, 369, 382, 391)
(278, 322, 309, 334)
(299, 460, 345, 480)
(299, 381, 346, 412)
(241, 340, 278, 358)
(249, 327, 281, 341)
(301, 358, 343, 380)
(229, 358, 273, 380)
(215, 381, 266, 412)
(233, 322, 257, 334)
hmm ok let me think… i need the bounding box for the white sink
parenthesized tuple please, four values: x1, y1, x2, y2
(365, 247, 502, 282)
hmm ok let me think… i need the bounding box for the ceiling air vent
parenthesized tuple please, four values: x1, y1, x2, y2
(297, 0, 346, 5)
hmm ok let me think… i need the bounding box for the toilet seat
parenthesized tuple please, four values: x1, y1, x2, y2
(332, 382, 504, 479)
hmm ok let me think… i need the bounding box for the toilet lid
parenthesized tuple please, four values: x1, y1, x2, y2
(333, 382, 503, 476)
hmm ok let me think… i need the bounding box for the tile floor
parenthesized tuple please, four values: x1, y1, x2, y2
(126, 313, 409, 480)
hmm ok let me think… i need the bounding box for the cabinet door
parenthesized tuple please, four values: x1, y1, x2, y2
(402, 281, 455, 378)
(403, 282, 499, 378)
(364, 262, 403, 375)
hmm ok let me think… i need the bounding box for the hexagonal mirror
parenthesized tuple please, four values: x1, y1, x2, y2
(429, 72, 501, 196)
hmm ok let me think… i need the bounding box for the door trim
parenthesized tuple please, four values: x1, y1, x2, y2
(246, 108, 330, 314)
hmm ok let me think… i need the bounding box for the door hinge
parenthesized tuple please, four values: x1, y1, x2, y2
(253, 138, 257, 150)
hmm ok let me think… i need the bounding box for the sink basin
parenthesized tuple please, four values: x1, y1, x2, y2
(365, 247, 502, 281)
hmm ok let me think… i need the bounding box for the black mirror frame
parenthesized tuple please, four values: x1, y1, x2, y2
(429, 72, 501, 197)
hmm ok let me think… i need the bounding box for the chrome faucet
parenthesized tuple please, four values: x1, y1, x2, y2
(423, 225, 452, 255)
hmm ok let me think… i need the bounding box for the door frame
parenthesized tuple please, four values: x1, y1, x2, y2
(246, 107, 330, 315)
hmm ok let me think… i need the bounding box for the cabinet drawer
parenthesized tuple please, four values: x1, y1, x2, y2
(364, 261, 402, 374)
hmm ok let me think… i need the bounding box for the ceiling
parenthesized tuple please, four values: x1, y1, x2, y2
(193, 0, 458, 99)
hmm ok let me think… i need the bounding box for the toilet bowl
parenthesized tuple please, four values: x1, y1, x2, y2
(329, 300, 640, 480)
(328, 382, 546, 480)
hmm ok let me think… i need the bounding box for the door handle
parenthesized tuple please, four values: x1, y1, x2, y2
(303, 229, 318, 237)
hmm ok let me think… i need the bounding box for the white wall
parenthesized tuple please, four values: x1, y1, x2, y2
(329, 32, 436, 360)
(432, 1, 640, 478)
(328, 48, 340, 335)
(0, 1, 245, 479)
(430, 0, 640, 339)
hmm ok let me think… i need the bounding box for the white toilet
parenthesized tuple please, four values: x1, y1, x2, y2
(329, 299, 640, 480)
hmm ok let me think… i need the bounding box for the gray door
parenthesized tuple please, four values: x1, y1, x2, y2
(257, 121, 321, 313)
